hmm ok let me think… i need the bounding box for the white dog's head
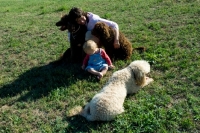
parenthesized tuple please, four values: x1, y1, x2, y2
(128, 60, 151, 87)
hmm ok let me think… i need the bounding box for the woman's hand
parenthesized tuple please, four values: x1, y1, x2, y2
(113, 39, 120, 49)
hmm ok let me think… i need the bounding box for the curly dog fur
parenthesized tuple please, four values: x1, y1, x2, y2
(91, 22, 133, 61)
(80, 60, 153, 121)
(52, 14, 87, 65)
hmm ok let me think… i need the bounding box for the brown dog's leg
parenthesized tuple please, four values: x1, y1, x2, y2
(49, 48, 71, 66)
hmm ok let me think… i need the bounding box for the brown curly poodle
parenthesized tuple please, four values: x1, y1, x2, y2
(91, 22, 133, 61)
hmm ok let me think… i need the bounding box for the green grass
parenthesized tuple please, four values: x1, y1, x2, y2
(0, 0, 200, 132)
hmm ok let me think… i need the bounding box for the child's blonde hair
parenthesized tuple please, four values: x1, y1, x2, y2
(83, 40, 98, 53)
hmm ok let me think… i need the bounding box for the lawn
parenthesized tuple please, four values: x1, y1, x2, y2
(0, 0, 200, 132)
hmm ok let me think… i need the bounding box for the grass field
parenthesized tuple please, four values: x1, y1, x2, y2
(0, 0, 200, 132)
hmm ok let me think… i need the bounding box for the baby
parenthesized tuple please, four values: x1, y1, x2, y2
(82, 40, 115, 79)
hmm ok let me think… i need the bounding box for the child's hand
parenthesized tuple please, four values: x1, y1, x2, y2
(109, 65, 115, 69)
(81, 65, 85, 70)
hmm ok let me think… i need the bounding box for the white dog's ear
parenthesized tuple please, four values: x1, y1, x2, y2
(131, 66, 145, 87)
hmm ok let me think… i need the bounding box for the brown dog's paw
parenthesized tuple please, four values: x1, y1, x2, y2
(133, 47, 146, 53)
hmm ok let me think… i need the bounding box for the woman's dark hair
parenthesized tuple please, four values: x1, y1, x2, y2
(68, 7, 87, 23)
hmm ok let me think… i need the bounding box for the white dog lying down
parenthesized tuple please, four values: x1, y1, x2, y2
(80, 60, 154, 121)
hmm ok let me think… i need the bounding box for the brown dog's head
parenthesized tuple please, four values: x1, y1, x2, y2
(56, 14, 69, 31)
(56, 14, 80, 33)
(91, 22, 110, 40)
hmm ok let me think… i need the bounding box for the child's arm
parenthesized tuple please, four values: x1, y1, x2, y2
(101, 49, 115, 69)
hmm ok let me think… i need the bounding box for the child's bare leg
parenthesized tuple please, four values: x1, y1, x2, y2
(98, 66, 108, 79)
(87, 68, 101, 76)
(100, 66, 108, 75)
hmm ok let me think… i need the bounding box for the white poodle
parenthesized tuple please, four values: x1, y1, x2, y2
(80, 60, 154, 121)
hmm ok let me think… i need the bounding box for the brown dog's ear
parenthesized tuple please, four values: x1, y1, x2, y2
(92, 22, 110, 39)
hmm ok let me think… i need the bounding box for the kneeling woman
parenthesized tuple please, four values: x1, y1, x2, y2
(68, 7, 120, 49)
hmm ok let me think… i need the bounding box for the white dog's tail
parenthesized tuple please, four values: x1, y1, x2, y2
(68, 103, 95, 121)
(129, 60, 150, 87)
(68, 106, 83, 117)
(79, 103, 96, 121)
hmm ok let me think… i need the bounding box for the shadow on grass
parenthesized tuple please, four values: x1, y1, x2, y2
(0, 63, 93, 104)
(65, 115, 111, 132)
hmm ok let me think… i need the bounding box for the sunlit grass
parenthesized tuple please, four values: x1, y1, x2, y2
(0, 0, 200, 132)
